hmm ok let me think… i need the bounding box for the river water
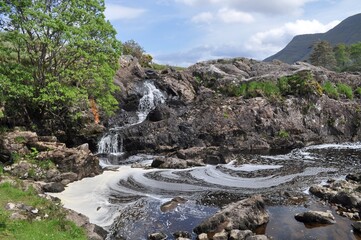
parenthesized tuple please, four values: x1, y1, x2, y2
(50, 81, 361, 239)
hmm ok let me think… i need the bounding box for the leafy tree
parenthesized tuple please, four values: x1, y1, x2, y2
(122, 39, 145, 61)
(310, 40, 337, 70)
(333, 43, 350, 70)
(349, 42, 361, 71)
(122, 39, 153, 67)
(0, 0, 121, 132)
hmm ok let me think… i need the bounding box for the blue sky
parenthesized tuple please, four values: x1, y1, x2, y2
(104, 0, 361, 66)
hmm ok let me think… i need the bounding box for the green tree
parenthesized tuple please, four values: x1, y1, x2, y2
(349, 42, 361, 71)
(122, 39, 145, 61)
(0, 0, 121, 131)
(333, 43, 350, 70)
(310, 40, 337, 70)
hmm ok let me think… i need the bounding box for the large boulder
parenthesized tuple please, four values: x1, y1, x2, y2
(193, 195, 269, 237)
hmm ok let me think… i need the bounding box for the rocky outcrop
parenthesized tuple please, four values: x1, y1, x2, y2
(0, 129, 102, 186)
(111, 56, 361, 164)
(193, 195, 269, 239)
(294, 210, 336, 224)
(309, 177, 361, 220)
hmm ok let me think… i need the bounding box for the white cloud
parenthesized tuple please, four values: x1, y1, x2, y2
(245, 19, 340, 58)
(104, 4, 146, 20)
(217, 8, 254, 23)
(176, 0, 315, 15)
(192, 12, 214, 23)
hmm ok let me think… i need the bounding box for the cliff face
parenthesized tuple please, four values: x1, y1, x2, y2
(112, 56, 361, 162)
(265, 13, 361, 63)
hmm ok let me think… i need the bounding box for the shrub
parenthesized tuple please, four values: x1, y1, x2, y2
(356, 87, 361, 97)
(323, 81, 339, 99)
(278, 130, 289, 138)
(337, 83, 354, 100)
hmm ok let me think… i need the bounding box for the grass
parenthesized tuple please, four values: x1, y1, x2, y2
(337, 83, 354, 100)
(278, 130, 290, 138)
(0, 182, 87, 240)
(323, 81, 339, 99)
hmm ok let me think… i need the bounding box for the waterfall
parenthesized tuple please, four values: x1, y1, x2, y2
(136, 81, 165, 123)
(97, 81, 165, 155)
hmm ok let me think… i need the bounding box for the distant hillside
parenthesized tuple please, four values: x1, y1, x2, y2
(264, 13, 361, 63)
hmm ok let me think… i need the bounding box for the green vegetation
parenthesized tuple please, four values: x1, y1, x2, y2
(0, 182, 86, 240)
(337, 83, 354, 100)
(278, 130, 290, 138)
(0, 0, 121, 133)
(322, 81, 339, 99)
(356, 87, 361, 96)
(220, 71, 323, 99)
(310, 41, 337, 70)
(310, 41, 361, 71)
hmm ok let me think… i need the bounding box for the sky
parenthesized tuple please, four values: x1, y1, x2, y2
(104, 0, 361, 67)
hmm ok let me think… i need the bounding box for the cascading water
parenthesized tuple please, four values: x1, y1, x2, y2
(97, 81, 165, 156)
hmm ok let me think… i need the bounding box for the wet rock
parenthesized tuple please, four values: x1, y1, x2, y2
(294, 210, 336, 224)
(148, 232, 167, 240)
(151, 155, 204, 169)
(42, 182, 65, 193)
(352, 221, 361, 232)
(194, 195, 269, 236)
(346, 173, 361, 183)
(173, 231, 192, 239)
(148, 105, 171, 122)
(160, 197, 187, 212)
(245, 235, 271, 240)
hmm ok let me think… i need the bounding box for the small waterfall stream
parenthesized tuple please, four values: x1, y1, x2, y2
(97, 81, 165, 156)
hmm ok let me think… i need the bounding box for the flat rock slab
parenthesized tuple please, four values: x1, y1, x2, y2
(295, 210, 336, 224)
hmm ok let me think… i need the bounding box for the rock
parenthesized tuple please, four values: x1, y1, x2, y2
(245, 235, 271, 240)
(212, 230, 228, 240)
(194, 195, 269, 235)
(346, 173, 361, 182)
(111, 56, 361, 161)
(352, 221, 361, 232)
(148, 232, 167, 240)
(65, 209, 108, 240)
(294, 210, 336, 224)
(173, 231, 192, 239)
(42, 182, 65, 193)
(151, 157, 188, 169)
(230, 230, 252, 240)
(197, 233, 209, 240)
(5, 203, 16, 210)
(10, 212, 27, 220)
(160, 197, 187, 212)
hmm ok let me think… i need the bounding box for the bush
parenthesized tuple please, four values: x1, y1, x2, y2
(356, 87, 361, 96)
(323, 81, 339, 99)
(337, 83, 354, 100)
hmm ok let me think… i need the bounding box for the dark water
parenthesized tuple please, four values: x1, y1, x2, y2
(52, 143, 361, 240)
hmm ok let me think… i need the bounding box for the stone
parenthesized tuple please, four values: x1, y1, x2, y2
(148, 232, 167, 240)
(42, 182, 65, 193)
(352, 221, 361, 232)
(295, 210, 336, 224)
(197, 233, 209, 240)
(213, 230, 228, 240)
(160, 197, 187, 212)
(194, 195, 269, 235)
(245, 235, 270, 240)
(346, 173, 361, 182)
(230, 229, 253, 240)
(173, 231, 192, 239)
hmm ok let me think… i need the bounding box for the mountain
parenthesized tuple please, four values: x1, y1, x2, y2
(264, 13, 361, 63)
